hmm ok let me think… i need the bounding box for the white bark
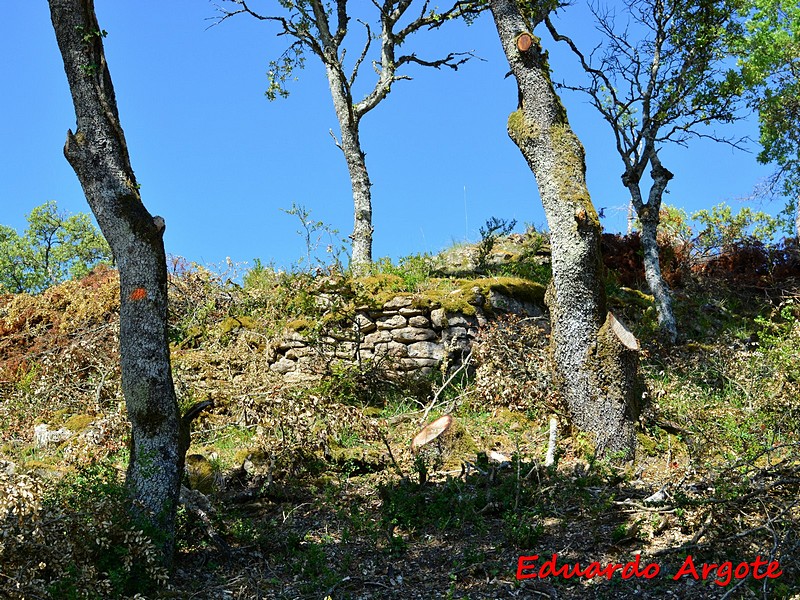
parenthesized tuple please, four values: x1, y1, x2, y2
(322, 63, 374, 274)
(625, 151, 678, 344)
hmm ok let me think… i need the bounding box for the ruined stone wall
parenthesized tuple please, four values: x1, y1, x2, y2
(268, 288, 543, 382)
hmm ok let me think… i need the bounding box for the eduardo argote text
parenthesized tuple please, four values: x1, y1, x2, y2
(517, 553, 783, 587)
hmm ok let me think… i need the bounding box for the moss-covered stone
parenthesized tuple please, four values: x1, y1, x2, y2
(219, 315, 257, 335)
(63, 414, 94, 432)
(185, 454, 218, 494)
(485, 277, 546, 306)
(286, 318, 314, 332)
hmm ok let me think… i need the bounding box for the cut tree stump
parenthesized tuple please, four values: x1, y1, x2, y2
(411, 415, 476, 483)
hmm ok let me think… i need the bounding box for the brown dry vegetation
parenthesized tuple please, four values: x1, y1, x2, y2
(1, 236, 800, 599)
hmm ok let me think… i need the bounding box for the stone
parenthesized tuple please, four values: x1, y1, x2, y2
(363, 330, 392, 347)
(398, 306, 425, 317)
(446, 314, 476, 328)
(392, 327, 437, 343)
(375, 341, 409, 358)
(376, 314, 407, 330)
(276, 339, 305, 351)
(285, 347, 312, 360)
(442, 326, 468, 342)
(399, 357, 440, 370)
(354, 313, 376, 334)
(488, 290, 543, 317)
(430, 308, 447, 329)
(33, 424, 72, 448)
(469, 286, 486, 306)
(407, 341, 445, 360)
(271, 357, 296, 374)
(383, 296, 414, 309)
(408, 315, 430, 328)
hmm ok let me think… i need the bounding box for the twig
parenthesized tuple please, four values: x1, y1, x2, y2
(420, 351, 472, 423)
(378, 429, 404, 478)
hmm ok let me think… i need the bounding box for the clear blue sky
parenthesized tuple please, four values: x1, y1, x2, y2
(0, 2, 778, 271)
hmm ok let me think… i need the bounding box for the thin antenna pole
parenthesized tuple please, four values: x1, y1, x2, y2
(464, 185, 468, 241)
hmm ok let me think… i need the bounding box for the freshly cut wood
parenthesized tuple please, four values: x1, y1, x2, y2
(516, 32, 533, 52)
(608, 312, 639, 351)
(411, 415, 453, 453)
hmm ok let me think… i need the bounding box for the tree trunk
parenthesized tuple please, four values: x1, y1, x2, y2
(795, 194, 800, 243)
(341, 124, 373, 275)
(624, 154, 678, 344)
(323, 64, 374, 275)
(490, 0, 642, 458)
(48, 0, 182, 565)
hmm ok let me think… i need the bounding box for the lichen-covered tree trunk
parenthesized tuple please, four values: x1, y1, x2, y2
(624, 154, 678, 344)
(48, 0, 182, 564)
(490, 0, 642, 457)
(323, 64, 373, 275)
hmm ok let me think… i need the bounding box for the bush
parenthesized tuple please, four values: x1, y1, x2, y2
(472, 315, 552, 414)
(0, 463, 168, 599)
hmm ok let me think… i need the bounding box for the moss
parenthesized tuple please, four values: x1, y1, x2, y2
(508, 109, 539, 141)
(50, 408, 71, 427)
(637, 432, 659, 456)
(327, 446, 386, 474)
(352, 274, 406, 307)
(286, 318, 314, 332)
(64, 414, 94, 432)
(233, 448, 270, 466)
(219, 315, 257, 335)
(485, 277, 546, 306)
(685, 341, 716, 352)
(411, 284, 477, 315)
(613, 287, 655, 309)
(549, 124, 600, 231)
(185, 454, 217, 494)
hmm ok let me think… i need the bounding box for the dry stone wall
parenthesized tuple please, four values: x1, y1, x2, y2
(268, 288, 544, 382)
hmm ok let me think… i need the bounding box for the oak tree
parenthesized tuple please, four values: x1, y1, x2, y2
(490, 0, 643, 457)
(729, 0, 800, 238)
(0, 200, 111, 294)
(48, 0, 192, 566)
(216, 0, 486, 274)
(545, 0, 741, 343)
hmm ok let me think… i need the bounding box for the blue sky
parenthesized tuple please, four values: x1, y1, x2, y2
(0, 2, 779, 271)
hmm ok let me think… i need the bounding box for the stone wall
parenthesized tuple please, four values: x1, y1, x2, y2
(268, 286, 544, 382)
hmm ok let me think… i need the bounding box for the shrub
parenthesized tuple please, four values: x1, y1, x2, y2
(472, 315, 552, 415)
(0, 463, 168, 599)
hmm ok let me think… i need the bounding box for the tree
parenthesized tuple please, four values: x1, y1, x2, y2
(729, 0, 800, 239)
(489, 0, 643, 457)
(0, 200, 112, 294)
(544, 0, 741, 343)
(216, 0, 485, 275)
(48, 0, 188, 566)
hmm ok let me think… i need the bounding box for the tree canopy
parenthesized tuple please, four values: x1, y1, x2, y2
(730, 0, 800, 208)
(0, 201, 112, 294)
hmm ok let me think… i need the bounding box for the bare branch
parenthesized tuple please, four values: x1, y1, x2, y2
(396, 50, 477, 71)
(349, 19, 372, 88)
